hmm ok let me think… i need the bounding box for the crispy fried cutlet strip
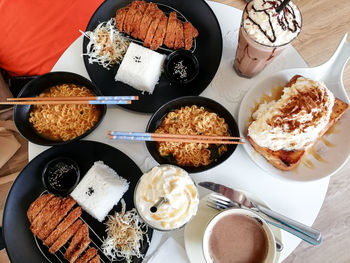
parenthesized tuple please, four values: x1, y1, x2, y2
(150, 14, 168, 50)
(30, 197, 61, 237)
(115, 6, 129, 32)
(44, 206, 82, 246)
(49, 219, 83, 254)
(130, 1, 148, 39)
(123, 1, 143, 34)
(144, 8, 163, 47)
(183, 21, 198, 50)
(65, 224, 89, 260)
(27, 193, 54, 224)
(89, 255, 101, 263)
(164, 12, 177, 49)
(68, 236, 90, 263)
(37, 197, 76, 240)
(138, 3, 158, 41)
(247, 75, 349, 171)
(174, 19, 184, 49)
(75, 248, 97, 263)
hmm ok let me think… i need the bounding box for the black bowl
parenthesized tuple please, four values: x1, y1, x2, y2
(14, 72, 107, 146)
(42, 157, 80, 196)
(146, 96, 239, 173)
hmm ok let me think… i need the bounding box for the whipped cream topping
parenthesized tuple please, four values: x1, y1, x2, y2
(243, 0, 302, 46)
(248, 77, 335, 151)
(135, 165, 199, 230)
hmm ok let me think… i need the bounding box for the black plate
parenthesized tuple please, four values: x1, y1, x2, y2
(83, 0, 222, 113)
(146, 96, 239, 173)
(2, 140, 153, 263)
(14, 72, 107, 146)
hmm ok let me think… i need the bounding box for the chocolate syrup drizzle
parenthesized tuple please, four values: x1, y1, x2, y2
(247, 0, 301, 43)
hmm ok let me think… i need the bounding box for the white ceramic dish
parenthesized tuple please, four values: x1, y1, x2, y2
(238, 34, 350, 182)
(184, 192, 282, 263)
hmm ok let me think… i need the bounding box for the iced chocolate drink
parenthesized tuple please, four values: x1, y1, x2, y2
(234, 0, 302, 78)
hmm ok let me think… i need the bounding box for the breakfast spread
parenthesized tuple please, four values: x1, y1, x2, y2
(234, 0, 302, 77)
(134, 165, 199, 230)
(248, 75, 349, 170)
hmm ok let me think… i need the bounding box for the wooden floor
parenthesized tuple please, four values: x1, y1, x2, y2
(0, 0, 349, 262)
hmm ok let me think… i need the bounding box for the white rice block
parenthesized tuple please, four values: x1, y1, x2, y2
(70, 161, 129, 222)
(115, 42, 165, 94)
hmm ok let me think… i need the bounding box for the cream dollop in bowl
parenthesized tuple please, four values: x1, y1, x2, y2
(134, 164, 199, 231)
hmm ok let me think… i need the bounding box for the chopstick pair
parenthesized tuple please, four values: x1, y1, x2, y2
(108, 131, 245, 145)
(0, 96, 139, 105)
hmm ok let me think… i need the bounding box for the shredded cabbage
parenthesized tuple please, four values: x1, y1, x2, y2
(81, 18, 129, 69)
(102, 199, 149, 262)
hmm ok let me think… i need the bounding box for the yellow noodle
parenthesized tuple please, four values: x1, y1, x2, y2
(29, 84, 101, 141)
(155, 105, 230, 167)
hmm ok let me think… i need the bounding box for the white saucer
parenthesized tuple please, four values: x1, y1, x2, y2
(184, 192, 282, 263)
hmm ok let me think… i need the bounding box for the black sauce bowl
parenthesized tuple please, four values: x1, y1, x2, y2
(42, 157, 80, 196)
(14, 71, 107, 146)
(164, 50, 199, 84)
(146, 96, 240, 173)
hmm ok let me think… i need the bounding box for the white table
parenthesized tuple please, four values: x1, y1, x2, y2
(29, 2, 329, 262)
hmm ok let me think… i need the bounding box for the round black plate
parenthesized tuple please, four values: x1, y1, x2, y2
(83, 0, 222, 113)
(3, 140, 153, 263)
(146, 96, 240, 173)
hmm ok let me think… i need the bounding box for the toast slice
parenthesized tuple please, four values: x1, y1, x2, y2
(247, 75, 349, 171)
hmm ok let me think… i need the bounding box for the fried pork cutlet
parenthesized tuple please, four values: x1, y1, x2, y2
(89, 255, 101, 263)
(123, 1, 142, 34)
(37, 196, 76, 240)
(150, 14, 168, 50)
(65, 224, 89, 260)
(164, 12, 177, 49)
(174, 19, 184, 49)
(130, 1, 148, 39)
(49, 219, 83, 254)
(115, 6, 129, 32)
(75, 248, 98, 263)
(184, 21, 199, 50)
(144, 8, 163, 47)
(30, 197, 62, 237)
(27, 193, 54, 224)
(68, 236, 90, 263)
(44, 206, 82, 247)
(138, 3, 159, 41)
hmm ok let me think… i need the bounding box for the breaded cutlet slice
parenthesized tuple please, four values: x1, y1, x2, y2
(138, 3, 159, 41)
(64, 224, 89, 260)
(174, 19, 184, 50)
(144, 8, 163, 47)
(44, 206, 82, 246)
(115, 6, 129, 32)
(123, 1, 143, 34)
(49, 219, 83, 254)
(27, 193, 54, 223)
(30, 197, 62, 237)
(150, 14, 168, 50)
(89, 255, 101, 263)
(130, 1, 148, 39)
(163, 12, 177, 49)
(68, 236, 90, 263)
(37, 196, 76, 240)
(183, 22, 198, 50)
(247, 75, 349, 171)
(75, 248, 98, 263)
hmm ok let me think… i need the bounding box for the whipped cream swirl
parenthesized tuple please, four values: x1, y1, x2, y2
(135, 165, 199, 230)
(243, 0, 302, 46)
(248, 77, 335, 151)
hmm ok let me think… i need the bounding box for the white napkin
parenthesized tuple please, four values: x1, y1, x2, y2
(148, 237, 190, 263)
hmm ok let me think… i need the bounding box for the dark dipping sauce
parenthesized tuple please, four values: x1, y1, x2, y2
(42, 158, 80, 195)
(165, 50, 199, 84)
(208, 214, 268, 263)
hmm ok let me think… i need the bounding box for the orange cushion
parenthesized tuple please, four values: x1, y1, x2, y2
(0, 0, 103, 76)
